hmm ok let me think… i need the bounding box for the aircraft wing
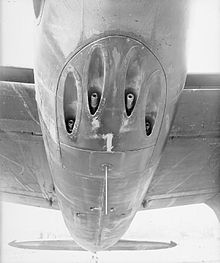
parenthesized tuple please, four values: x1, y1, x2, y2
(0, 68, 219, 211)
(9, 239, 176, 251)
(144, 74, 220, 210)
(0, 77, 58, 209)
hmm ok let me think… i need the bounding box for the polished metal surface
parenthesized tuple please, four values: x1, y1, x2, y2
(33, 0, 190, 251)
(2, 0, 219, 255)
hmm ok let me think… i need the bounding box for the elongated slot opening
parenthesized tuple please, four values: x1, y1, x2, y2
(63, 72, 78, 133)
(87, 47, 104, 115)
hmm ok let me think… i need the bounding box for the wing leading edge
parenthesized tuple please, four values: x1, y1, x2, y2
(0, 81, 58, 209)
(144, 78, 220, 210)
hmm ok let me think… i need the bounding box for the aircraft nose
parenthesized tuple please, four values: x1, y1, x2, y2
(57, 188, 136, 252)
(56, 35, 166, 153)
(54, 144, 154, 251)
(53, 35, 167, 252)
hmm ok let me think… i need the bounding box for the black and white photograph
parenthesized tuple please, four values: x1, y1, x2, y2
(0, 1, 220, 262)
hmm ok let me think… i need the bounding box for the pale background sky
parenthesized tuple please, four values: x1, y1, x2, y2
(1, 202, 220, 263)
(1, 0, 220, 262)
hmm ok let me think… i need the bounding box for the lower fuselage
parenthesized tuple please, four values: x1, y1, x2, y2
(34, 0, 190, 251)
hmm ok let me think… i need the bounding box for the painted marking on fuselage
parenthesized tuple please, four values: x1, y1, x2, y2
(103, 133, 113, 152)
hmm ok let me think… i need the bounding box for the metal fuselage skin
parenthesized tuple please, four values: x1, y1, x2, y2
(34, 0, 190, 251)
